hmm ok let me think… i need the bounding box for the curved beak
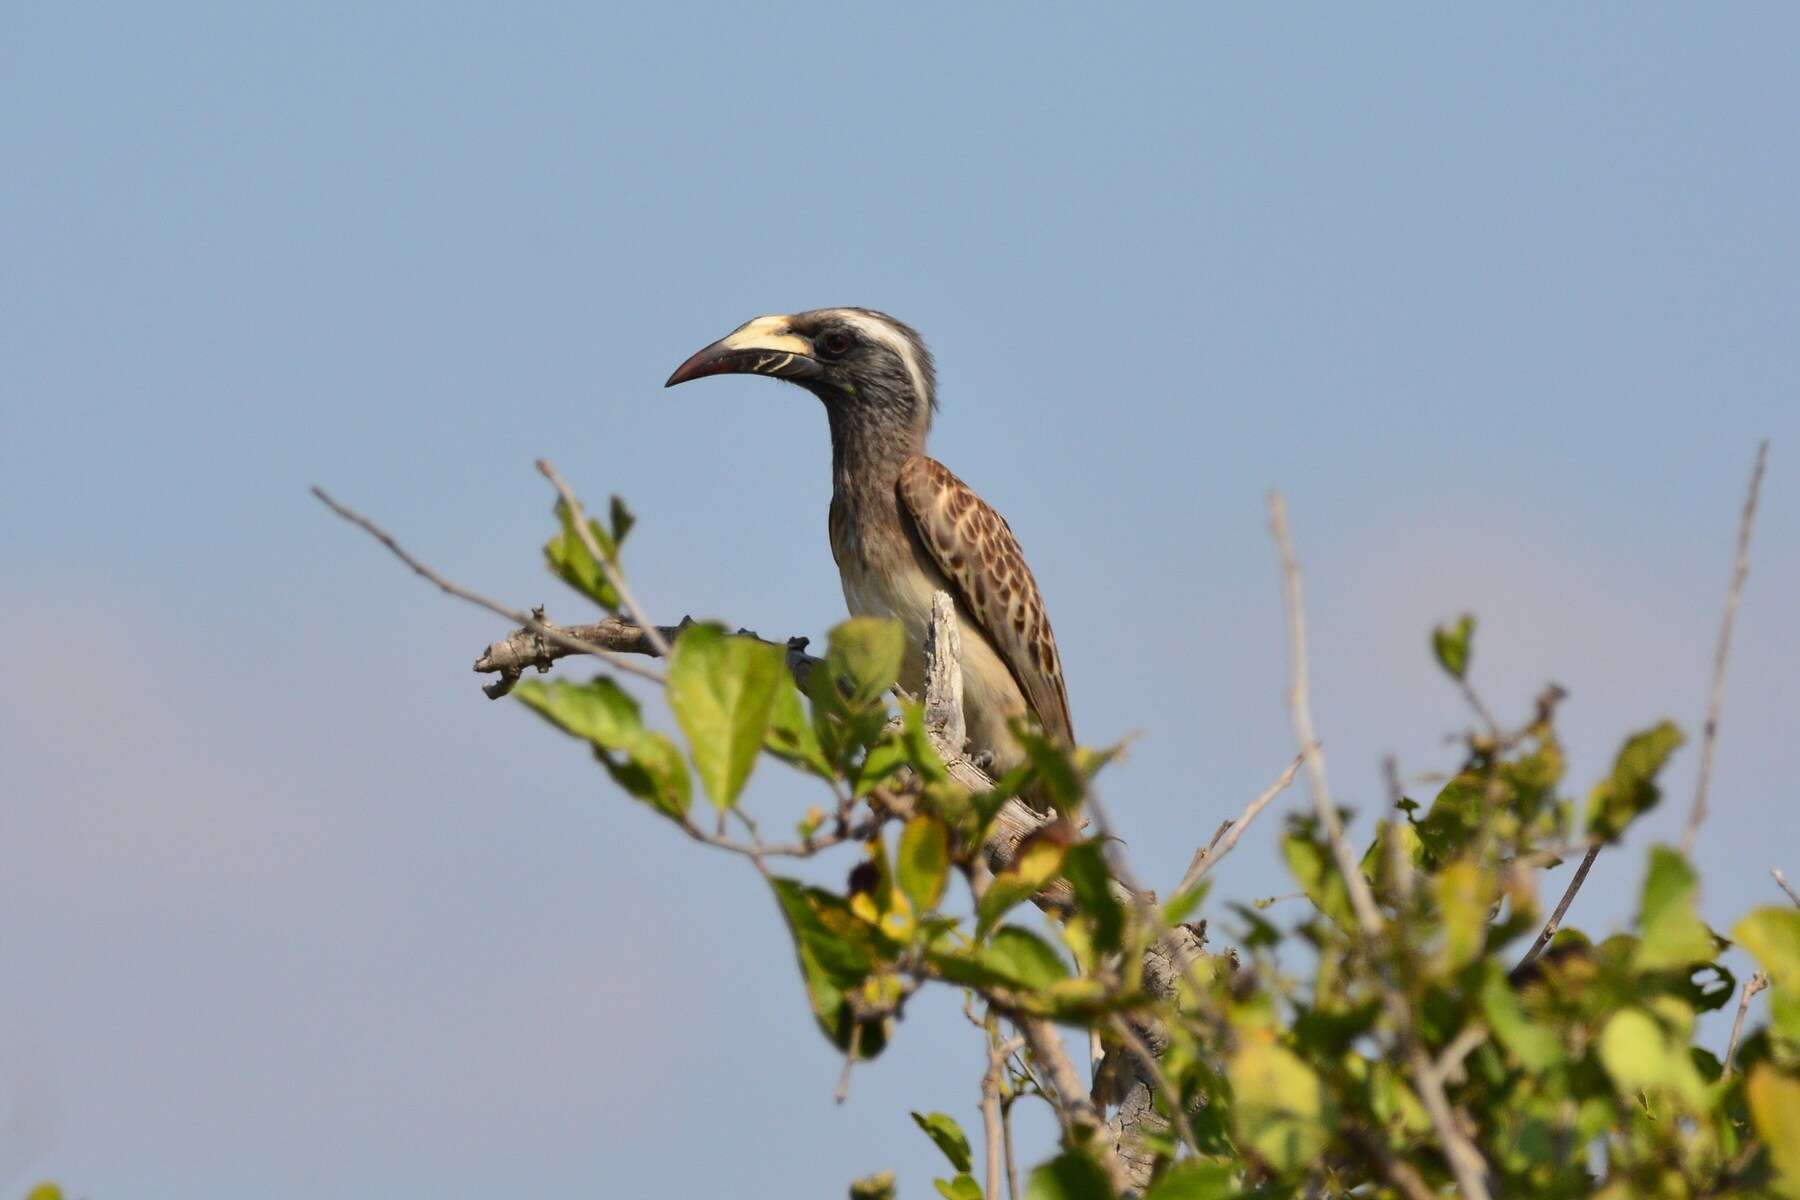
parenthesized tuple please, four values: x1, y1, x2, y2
(664, 315, 822, 388)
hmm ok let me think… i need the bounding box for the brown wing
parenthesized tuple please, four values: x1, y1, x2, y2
(896, 455, 1074, 743)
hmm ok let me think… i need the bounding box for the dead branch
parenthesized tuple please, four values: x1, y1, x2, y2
(1773, 868, 1800, 909)
(1269, 490, 1494, 1200)
(1682, 440, 1770, 854)
(535, 458, 673, 660)
(1512, 844, 1603, 980)
(1176, 752, 1306, 896)
(312, 486, 666, 688)
(1724, 972, 1769, 1076)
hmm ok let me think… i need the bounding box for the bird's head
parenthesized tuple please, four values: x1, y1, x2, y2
(665, 308, 937, 439)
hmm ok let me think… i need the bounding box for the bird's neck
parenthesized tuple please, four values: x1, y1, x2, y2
(826, 407, 923, 507)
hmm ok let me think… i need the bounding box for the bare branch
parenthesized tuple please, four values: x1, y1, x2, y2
(1015, 1016, 1122, 1186)
(1428, 1022, 1489, 1089)
(1512, 843, 1602, 981)
(1268, 492, 1386, 939)
(1682, 440, 1770, 854)
(1268, 490, 1493, 1200)
(1724, 972, 1770, 1076)
(535, 458, 674, 660)
(1383, 754, 1417, 906)
(1107, 1015, 1199, 1157)
(1176, 752, 1306, 896)
(1774, 868, 1800, 909)
(982, 1028, 1024, 1200)
(475, 614, 811, 698)
(1352, 1129, 1439, 1200)
(312, 486, 667, 687)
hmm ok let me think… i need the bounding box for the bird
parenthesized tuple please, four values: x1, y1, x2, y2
(665, 308, 1073, 784)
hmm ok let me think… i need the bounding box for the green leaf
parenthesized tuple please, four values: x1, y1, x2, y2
(666, 624, 785, 810)
(902, 700, 950, 785)
(897, 815, 951, 916)
(599, 729, 692, 820)
(1143, 1160, 1239, 1200)
(1282, 822, 1354, 930)
(1434, 858, 1495, 971)
(930, 926, 1073, 995)
(1585, 721, 1684, 842)
(1597, 1007, 1706, 1110)
(854, 732, 912, 799)
(849, 1171, 898, 1200)
(1026, 1150, 1116, 1200)
(1414, 775, 1484, 868)
(766, 675, 834, 779)
(911, 1111, 973, 1174)
(1161, 879, 1211, 927)
(1017, 727, 1086, 813)
(1478, 966, 1563, 1069)
(981, 926, 1072, 989)
(977, 835, 1067, 938)
(768, 878, 893, 1058)
(515, 674, 642, 746)
(544, 498, 624, 610)
(1635, 846, 1716, 969)
(1227, 1037, 1330, 1174)
(1735, 907, 1800, 990)
(824, 617, 906, 708)
(1227, 902, 1282, 951)
(606, 494, 635, 548)
(933, 1176, 983, 1200)
(1748, 1066, 1800, 1197)
(1432, 613, 1475, 681)
(1063, 841, 1125, 954)
(514, 677, 689, 818)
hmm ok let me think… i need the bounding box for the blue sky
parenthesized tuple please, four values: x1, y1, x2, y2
(3, 5, 1796, 1196)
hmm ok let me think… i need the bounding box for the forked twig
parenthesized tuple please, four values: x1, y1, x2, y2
(311, 486, 666, 686)
(1724, 972, 1770, 1076)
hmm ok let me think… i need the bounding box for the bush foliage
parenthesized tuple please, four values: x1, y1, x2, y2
(499, 488, 1797, 1200)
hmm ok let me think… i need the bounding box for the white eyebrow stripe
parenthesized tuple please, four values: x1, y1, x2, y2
(838, 311, 931, 407)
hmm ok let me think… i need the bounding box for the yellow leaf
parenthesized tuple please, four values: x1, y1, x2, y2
(1228, 1039, 1330, 1173)
(1748, 1065, 1800, 1197)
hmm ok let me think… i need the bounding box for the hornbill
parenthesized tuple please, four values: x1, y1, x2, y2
(666, 308, 1073, 786)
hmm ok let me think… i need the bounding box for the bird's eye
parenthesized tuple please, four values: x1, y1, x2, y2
(818, 330, 853, 358)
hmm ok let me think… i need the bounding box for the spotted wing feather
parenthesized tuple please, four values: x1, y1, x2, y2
(896, 455, 1074, 743)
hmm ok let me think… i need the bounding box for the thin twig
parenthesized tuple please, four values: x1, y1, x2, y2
(1175, 752, 1307, 895)
(1512, 844, 1602, 980)
(1724, 972, 1770, 1076)
(1682, 440, 1769, 854)
(535, 459, 673, 660)
(1015, 1016, 1115, 1178)
(982, 1028, 1024, 1200)
(835, 1021, 863, 1104)
(1383, 754, 1417, 906)
(311, 486, 666, 686)
(1457, 677, 1503, 745)
(1268, 490, 1493, 1200)
(1268, 493, 1386, 940)
(1773, 868, 1800, 909)
(1002, 1096, 1020, 1200)
(1428, 1022, 1489, 1088)
(1351, 1129, 1438, 1200)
